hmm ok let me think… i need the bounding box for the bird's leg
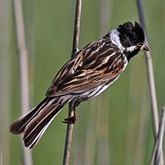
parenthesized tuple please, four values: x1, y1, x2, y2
(62, 107, 76, 124)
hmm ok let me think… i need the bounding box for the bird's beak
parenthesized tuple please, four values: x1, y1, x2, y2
(140, 44, 150, 51)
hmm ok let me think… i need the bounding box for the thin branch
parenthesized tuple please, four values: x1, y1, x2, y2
(154, 107, 165, 165)
(63, 0, 82, 165)
(12, 0, 33, 165)
(136, 0, 159, 137)
(136, 0, 164, 164)
(71, 0, 82, 55)
(150, 106, 165, 165)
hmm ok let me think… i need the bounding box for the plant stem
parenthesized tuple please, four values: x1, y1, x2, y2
(136, 0, 159, 137)
(136, 0, 164, 164)
(13, 0, 33, 165)
(63, 0, 82, 165)
(150, 107, 165, 165)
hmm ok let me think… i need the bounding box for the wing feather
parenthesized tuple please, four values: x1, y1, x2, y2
(46, 37, 127, 97)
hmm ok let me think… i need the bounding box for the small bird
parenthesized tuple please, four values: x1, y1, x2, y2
(9, 21, 149, 148)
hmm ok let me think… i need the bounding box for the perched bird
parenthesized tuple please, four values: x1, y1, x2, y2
(9, 21, 149, 148)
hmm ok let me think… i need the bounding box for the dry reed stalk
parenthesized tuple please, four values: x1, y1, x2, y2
(136, 0, 164, 164)
(12, 0, 33, 164)
(150, 107, 165, 165)
(63, 0, 82, 165)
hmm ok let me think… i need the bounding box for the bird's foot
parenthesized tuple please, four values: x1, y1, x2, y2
(62, 115, 76, 124)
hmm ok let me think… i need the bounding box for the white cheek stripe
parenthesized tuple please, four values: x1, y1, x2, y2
(110, 29, 138, 54)
(126, 45, 136, 52)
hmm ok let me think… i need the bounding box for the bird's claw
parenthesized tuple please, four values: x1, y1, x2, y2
(62, 116, 76, 124)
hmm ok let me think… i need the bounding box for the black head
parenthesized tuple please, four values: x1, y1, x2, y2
(117, 22, 149, 60)
(118, 22, 144, 47)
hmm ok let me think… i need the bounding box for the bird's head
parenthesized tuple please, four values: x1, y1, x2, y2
(110, 22, 149, 60)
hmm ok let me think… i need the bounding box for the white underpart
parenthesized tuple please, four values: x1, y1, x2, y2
(122, 54, 128, 70)
(80, 58, 128, 100)
(100, 55, 128, 94)
(92, 80, 118, 97)
(79, 84, 110, 99)
(80, 49, 128, 99)
(93, 55, 128, 97)
(87, 75, 122, 98)
(109, 29, 124, 51)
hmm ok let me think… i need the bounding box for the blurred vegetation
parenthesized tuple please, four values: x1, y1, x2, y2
(1, 0, 165, 164)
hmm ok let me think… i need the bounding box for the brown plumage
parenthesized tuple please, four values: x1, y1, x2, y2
(9, 22, 149, 148)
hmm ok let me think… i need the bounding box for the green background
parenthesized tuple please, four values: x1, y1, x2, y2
(1, 0, 165, 164)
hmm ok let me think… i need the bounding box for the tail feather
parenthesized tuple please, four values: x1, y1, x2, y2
(9, 96, 71, 148)
(9, 97, 50, 134)
(24, 99, 63, 148)
(25, 115, 56, 148)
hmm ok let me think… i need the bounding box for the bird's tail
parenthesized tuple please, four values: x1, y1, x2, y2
(9, 96, 71, 148)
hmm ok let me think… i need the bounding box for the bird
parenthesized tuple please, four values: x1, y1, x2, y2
(9, 21, 149, 148)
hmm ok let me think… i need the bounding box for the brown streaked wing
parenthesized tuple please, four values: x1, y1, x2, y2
(46, 38, 124, 97)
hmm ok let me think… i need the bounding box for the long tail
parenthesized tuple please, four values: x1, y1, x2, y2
(9, 96, 71, 148)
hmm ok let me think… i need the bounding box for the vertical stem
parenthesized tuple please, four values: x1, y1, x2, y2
(71, 0, 82, 55)
(63, 0, 82, 165)
(12, 0, 33, 165)
(154, 107, 165, 164)
(136, 0, 164, 164)
(136, 0, 159, 139)
(150, 107, 165, 165)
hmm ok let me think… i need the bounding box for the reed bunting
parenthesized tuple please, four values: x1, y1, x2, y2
(9, 21, 149, 148)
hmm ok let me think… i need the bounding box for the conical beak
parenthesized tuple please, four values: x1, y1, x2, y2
(140, 44, 149, 51)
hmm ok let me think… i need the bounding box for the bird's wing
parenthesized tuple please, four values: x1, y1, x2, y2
(46, 38, 127, 97)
